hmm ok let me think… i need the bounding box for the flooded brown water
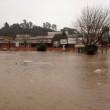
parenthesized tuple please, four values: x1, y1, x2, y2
(0, 51, 110, 110)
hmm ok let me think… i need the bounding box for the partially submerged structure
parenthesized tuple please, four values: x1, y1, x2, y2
(0, 27, 81, 50)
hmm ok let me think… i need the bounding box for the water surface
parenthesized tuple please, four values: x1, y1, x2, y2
(0, 51, 110, 110)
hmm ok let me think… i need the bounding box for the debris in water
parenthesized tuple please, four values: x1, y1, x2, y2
(97, 82, 102, 86)
(23, 60, 33, 63)
(94, 69, 102, 73)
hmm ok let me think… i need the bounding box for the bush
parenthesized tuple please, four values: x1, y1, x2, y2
(85, 45, 98, 55)
(37, 43, 47, 51)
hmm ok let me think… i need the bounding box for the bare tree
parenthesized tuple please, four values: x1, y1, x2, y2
(76, 7, 110, 45)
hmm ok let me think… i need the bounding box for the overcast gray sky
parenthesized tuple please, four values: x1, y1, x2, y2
(0, 0, 110, 30)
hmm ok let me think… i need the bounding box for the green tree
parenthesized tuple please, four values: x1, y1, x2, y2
(52, 32, 67, 42)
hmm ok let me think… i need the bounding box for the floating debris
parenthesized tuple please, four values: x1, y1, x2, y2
(23, 60, 33, 63)
(97, 82, 102, 86)
(94, 69, 102, 73)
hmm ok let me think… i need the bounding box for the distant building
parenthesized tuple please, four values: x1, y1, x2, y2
(61, 27, 78, 36)
(61, 27, 80, 46)
(0, 28, 82, 49)
(15, 32, 62, 47)
(48, 32, 62, 36)
(0, 36, 14, 44)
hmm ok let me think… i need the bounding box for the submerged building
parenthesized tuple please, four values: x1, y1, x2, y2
(0, 27, 81, 50)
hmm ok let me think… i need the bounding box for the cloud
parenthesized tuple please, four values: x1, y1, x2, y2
(0, 0, 109, 29)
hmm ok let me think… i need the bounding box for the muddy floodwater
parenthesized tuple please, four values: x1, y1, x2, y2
(0, 51, 110, 110)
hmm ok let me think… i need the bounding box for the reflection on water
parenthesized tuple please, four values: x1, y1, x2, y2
(0, 51, 110, 110)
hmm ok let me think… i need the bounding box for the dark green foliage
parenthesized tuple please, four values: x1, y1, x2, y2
(52, 33, 67, 42)
(0, 20, 54, 37)
(37, 43, 47, 51)
(85, 45, 98, 55)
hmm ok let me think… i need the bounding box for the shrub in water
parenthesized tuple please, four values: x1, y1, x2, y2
(85, 45, 98, 55)
(37, 43, 47, 51)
